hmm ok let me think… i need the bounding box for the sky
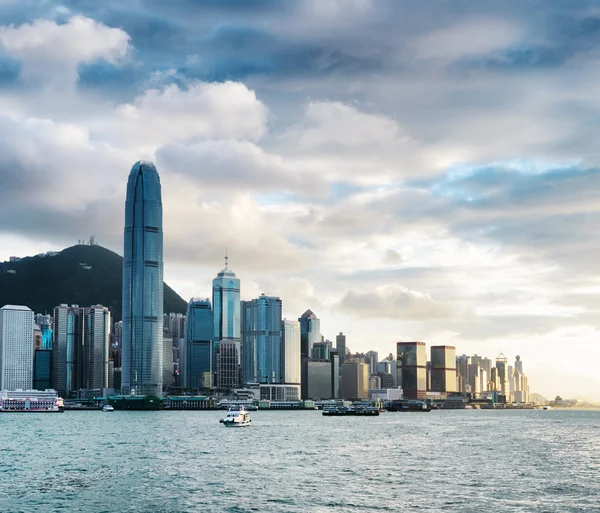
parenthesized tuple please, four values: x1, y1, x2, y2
(0, 0, 599, 401)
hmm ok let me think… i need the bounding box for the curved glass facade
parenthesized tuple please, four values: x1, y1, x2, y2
(121, 161, 164, 396)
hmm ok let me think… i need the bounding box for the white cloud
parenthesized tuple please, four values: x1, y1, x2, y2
(0, 16, 130, 89)
(115, 81, 268, 147)
(336, 284, 454, 320)
(157, 139, 327, 195)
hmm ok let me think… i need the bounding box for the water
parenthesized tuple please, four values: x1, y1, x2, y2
(1, 409, 599, 512)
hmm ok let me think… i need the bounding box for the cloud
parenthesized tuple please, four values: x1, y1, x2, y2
(157, 139, 327, 195)
(114, 81, 268, 147)
(335, 284, 454, 320)
(0, 15, 130, 89)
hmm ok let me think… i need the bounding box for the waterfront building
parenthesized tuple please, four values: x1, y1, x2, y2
(282, 319, 301, 385)
(340, 359, 369, 400)
(121, 161, 164, 396)
(430, 345, 457, 393)
(306, 355, 339, 399)
(52, 304, 83, 398)
(241, 295, 282, 384)
(495, 353, 509, 396)
(0, 305, 34, 391)
(212, 258, 241, 373)
(259, 383, 300, 401)
(299, 310, 320, 358)
(33, 349, 52, 390)
(396, 342, 427, 399)
(336, 332, 346, 366)
(471, 354, 492, 376)
(180, 298, 213, 389)
(215, 339, 241, 388)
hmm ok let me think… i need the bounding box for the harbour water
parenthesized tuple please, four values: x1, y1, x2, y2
(1, 409, 599, 512)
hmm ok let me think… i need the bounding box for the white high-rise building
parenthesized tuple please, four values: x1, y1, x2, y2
(282, 319, 301, 385)
(0, 305, 34, 391)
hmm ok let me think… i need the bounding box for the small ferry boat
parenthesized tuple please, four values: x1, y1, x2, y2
(543, 405, 552, 410)
(102, 405, 115, 412)
(219, 406, 251, 427)
(386, 400, 431, 412)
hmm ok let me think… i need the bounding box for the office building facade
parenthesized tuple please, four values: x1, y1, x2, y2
(282, 319, 301, 385)
(241, 295, 282, 384)
(212, 262, 241, 361)
(121, 161, 164, 396)
(430, 345, 457, 393)
(181, 298, 213, 389)
(299, 310, 320, 358)
(340, 359, 369, 399)
(396, 342, 427, 399)
(215, 338, 241, 388)
(336, 332, 346, 365)
(0, 305, 34, 391)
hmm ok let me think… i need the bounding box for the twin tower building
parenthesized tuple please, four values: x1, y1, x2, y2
(121, 162, 299, 396)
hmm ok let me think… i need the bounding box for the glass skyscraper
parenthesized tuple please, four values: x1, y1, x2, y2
(299, 309, 321, 358)
(181, 298, 213, 389)
(212, 261, 240, 371)
(241, 295, 283, 384)
(121, 161, 164, 396)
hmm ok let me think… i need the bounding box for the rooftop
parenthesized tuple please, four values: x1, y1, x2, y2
(1, 305, 32, 311)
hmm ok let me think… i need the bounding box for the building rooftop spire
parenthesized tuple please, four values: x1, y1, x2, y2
(225, 247, 229, 269)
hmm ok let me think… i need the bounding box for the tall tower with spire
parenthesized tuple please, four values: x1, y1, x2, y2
(212, 252, 241, 386)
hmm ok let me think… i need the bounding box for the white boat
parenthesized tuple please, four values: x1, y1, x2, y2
(543, 405, 552, 410)
(219, 406, 251, 427)
(102, 405, 115, 412)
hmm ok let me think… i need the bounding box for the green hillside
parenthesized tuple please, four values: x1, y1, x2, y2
(0, 245, 187, 321)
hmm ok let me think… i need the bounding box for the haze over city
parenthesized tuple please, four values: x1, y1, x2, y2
(0, 1, 598, 401)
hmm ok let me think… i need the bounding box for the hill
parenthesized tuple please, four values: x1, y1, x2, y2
(0, 245, 187, 321)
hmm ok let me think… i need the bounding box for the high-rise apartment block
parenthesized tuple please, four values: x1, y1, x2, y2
(121, 161, 164, 396)
(396, 342, 427, 399)
(0, 305, 34, 391)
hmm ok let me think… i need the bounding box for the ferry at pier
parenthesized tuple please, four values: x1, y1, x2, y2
(0, 389, 64, 412)
(219, 406, 251, 427)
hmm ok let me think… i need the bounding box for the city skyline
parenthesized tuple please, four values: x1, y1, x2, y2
(0, 2, 599, 400)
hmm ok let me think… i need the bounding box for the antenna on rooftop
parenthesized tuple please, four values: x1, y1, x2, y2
(224, 247, 229, 269)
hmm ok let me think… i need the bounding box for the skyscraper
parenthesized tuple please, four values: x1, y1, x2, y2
(495, 352, 509, 396)
(336, 332, 346, 365)
(0, 305, 34, 391)
(81, 305, 111, 391)
(212, 258, 241, 370)
(430, 345, 457, 393)
(52, 304, 83, 398)
(181, 298, 213, 389)
(282, 319, 301, 385)
(299, 310, 320, 358)
(121, 161, 164, 396)
(241, 295, 282, 384)
(340, 359, 369, 399)
(396, 342, 427, 399)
